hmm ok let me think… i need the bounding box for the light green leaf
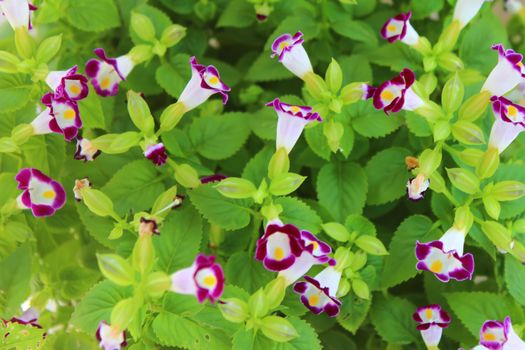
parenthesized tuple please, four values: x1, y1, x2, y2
(64, 0, 119, 32)
(0, 74, 31, 114)
(0, 244, 31, 317)
(274, 197, 322, 234)
(274, 317, 321, 350)
(350, 101, 403, 138)
(1, 321, 46, 349)
(78, 87, 106, 130)
(305, 124, 331, 160)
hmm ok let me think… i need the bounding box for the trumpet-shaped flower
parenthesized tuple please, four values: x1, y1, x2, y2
(0, 0, 36, 30)
(482, 44, 525, 96)
(32, 93, 82, 141)
(271, 31, 313, 79)
(74, 137, 101, 162)
(266, 98, 322, 153)
(96, 321, 127, 350)
(170, 254, 224, 303)
(86, 48, 134, 97)
(369, 68, 425, 115)
(15, 168, 66, 217)
(144, 143, 168, 166)
(407, 173, 430, 201)
(293, 266, 342, 317)
(415, 227, 474, 282)
(46, 66, 89, 101)
(413, 304, 451, 349)
(489, 96, 525, 153)
(453, 0, 488, 28)
(475, 317, 525, 350)
(381, 12, 420, 46)
(178, 56, 230, 111)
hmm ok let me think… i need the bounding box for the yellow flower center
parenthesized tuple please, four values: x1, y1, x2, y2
(387, 24, 396, 32)
(308, 294, 320, 306)
(43, 190, 56, 199)
(280, 42, 289, 50)
(101, 77, 111, 89)
(310, 241, 319, 251)
(208, 76, 219, 85)
(289, 106, 300, 114)
(70, 84, 81, 95)
(63, 109, 75, 120)
(425, 309, 433, 320)
(429, 260, 443, 273)
(508, 105, 518, 118)
(483, 333, 497, 341)
(518, 61, 524, 68)
(274, 247, 285, 260)
(203, 275, 217, 287)
(380, 89, 395, 101)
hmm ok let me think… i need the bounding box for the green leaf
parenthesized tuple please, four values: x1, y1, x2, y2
(504, 255, 525, 307)
(0, 244, 31, 317)
(274, 317, 321, 350)
(155, 61, 188, 98)
(42, 330, 99, 350)
(102, 160, 165, 216)
(232, 328, 275, 350)
(370, 295, 419, 345)
(493, 164, 525, 219)
(0, 74, 31, 114)
(217, 0, 255, 28)
(64, 0, 120, 32)
(410, 0, 444, 19)
(246, 52, 293, 82)
(365, 147, 411, 205)
(337, 294, 372, 334)
(1, 321, 46, 349)
(405, 111, 432, 137)
(70, 280, 132, 334)
(339, 55, 373, 84)
(381, 215, 436, 288)
(350, 101, 403, 138)
(305, 124, 331, 160)
(225, 251, 273, 293)
(242, 146, 274, 185)
(331, 20, 378, 45)
(274, 197, 322, 234)
(77, 87, 106, 130)
(155, 205, 203, 274)
(129, 4, 172, 44)
(317, 161, 367, 222)
(190, 113, 251, 160)
(189, 184, 252, 230)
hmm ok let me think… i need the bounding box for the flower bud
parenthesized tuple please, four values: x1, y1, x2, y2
(334, 247, 353, 271)
(476, 147, 499, 180)
(130, 12, 156, 42)
(36, 34, 62, 63)
(412, 37, 432, 56)
(108, 225, 124, 240)
(321, 222, 351, 242)
(264, 277, 286, 310)
(336, 278, 351, 298)
(437, 52, 464, 72)
(129, 45, 154, 64)
(419, 147, 442, 176)
(303, 72, 330, 101)
(423, 56, 437, 72)
(452, 121, 485, 145)
(491, 181, 525, 202)
(328, 98, 343, 114)
(160, 24, 187, 47)
(352, 278, 370, 300)
(91, 132, 142, 154)
(14, 28, 34, 59)
(11, 123, 33, 145)
(432, 120, 450, 142)
(132, 234, 155, 276)
(435, 20, 461, 53)
(268, 148, 290, 180)
(248, 289, 268, 319)
(323, 120, 344, 153)
(214, 177, 257, 199)
(260, 316, 298, 342)
(454, 206, 473, 233)
(415, 101, 445, 123)
(481, 221, 514, 253)
(111, 297, 139, 330)
(341, 82, 366, 105)
(420, 73, 438, 95)
(159, 102, 186, 133)
(458, 91, 491, 122)
(174, 164, 201, 188)
(458, 148, 484, 167)
(260, 202, 283, 221)
(441, 73, 464, 114)
(429, 171, 446, 194)
(325, 58, 343, 93)
(0, 137, 17, 153)
(446, 168, 480, 194)
(97, 254, 135, 286)
(127, 90, 155, 136)
(349, 250, 367, 271)
(81, 188, 118, 219)
(269, 173, 306, 196)
(355, 235, 388, 256)
(145, 271, 171, 299)
(219, 298, 249, 323)
(482, 195, 501, 220)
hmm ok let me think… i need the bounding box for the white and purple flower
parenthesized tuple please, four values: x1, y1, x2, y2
(489, 96, 525, 154)
(177, 56, 230, 111)
(74, 137, 101, 162)
(46, 66, 89, 101)
(9, 308, 41, 328)
(170, 254, 225, 303)
(413, 304, 451, 349)
(15, 168, 66, 217)
(369, 68, 425, 115)
(271, 31, 313, 79)
(407, 173, 430, 201)
(293, 266, 342, 317)
(144, 143, 168, 166)
(96, 321, 127, 350)
(415, 227, 474, 282)
(482, 44, 525, 96)
(85, 48, 134, 97)
(475, 317, 525, 350)
(31, 93, 82, 141)
(255, 221, 305, 271)
(266, 97, 322, 153)
(0, 0, 36, 30)
(380, 12, 420, 46)
(453, 0, 489, 28)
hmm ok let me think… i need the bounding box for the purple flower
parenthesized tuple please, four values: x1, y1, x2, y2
(45, 66, 89, 101)
(0, 0, 37, 30)
(477, 317, 525, 350)
(489, 96, 525, 153)
(482, 44, 525, 96)
(293, 266, 342, 317)
(85, 48, 134, 97)
(170, 254, 225, 303)
(177, 57, 230, 111)
(255, 221, 305, 271)
(31, 93, 82, 141)
(271, 31, 313, 79)
(413, 304, 451, 349)
(380, 12, 420, 46)
(407, 173, 430, 201)
(415, 227, 474, 282)
(74, 137, 101, 162)
(266, 97, 322, 153)
(200, 174, 227, 184)
(15, 168, 66, 217)
(96, 321, 127, 350)
(144, 143, 167, 166)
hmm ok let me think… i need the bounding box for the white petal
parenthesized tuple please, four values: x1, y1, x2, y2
(178, 69, 214, 111)
(278, 252, 316, 286)
(453, 0, 486, 27)
(170, 265, 198, 295)
(314, 266, 341, 296)
(46, 70, 68, 90)
(421, 325, 443, 347)
(401, 22, 420, 46)
(488, 118, 524, 153)
(116, 55, 134, 78)
(30, 109, 53, 135)
(276, 111, 309, 153)
(403, 87, 425, 111)
(281, 44, 313, 79)
(482, 59, 523, 96)
(0, 0, 29, 29)
(267, 232, 292, 260)
(439, 227, 466, 256)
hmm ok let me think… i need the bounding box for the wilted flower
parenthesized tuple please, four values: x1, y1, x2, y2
(266, 97, 322, 153)
(139, 217, 159, 236)
(0, 0, 36, 30)
(489, 96, 525, 154)
(144, 143, 168, 166)
(73, 178, 91, 201)
(415, 227, 474, 282)
(46, 66, 89, 101)
(413, 304, 451, 349)
(31, 93, 82, 141)
(407, 173, 430, 201)
(86, 48, 134, 97)
(474, 317, 525, 350)
(482, 44, 525, 96)
(177, 56, 230, 111)
(15, 168, 66, 217)
(293, 266, 342, 317)
(453, 0, 489, 28)
(271, 31, 313, 79)
(74, 137, 101, 162)
(381, 12, 420, 46)
(96, 321, 127, 350)
(170, 254, 224, 303)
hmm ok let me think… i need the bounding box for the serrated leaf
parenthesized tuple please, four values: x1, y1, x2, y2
(350, 101, 403, 138)
(78, 87, 106, 130)
(0, 74, 31, 114)
(370, 295, 419, 345)
(274, 197, 322, 234)
(155, 63, 187, 98)
(331, 20, 377, 45)
(64, 0, 119, 32)
(275, 317, 321, 350)
(305, 124, 331, 160)
(337, 294, 371, 334)
(504, 255, 525, 307)
(0, 244, 31, 318)
(1, 321, 46, 349)
(225, 251, 273, 293)
(246, 52, 293, 82)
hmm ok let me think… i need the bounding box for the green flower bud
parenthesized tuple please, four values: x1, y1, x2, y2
(336, 278, 351, 298)
(429, 171, 446, 194)
(160, 24, 187, 48)
(214, 177, 257, 199)
(151, 186, 179, 217)
(442, 73, 464, 114)
(36, 34, 62, 63)
(419, 147, 442, 176)
(452, 121, 485, 145)
(248, 288, 268, 319)
(268, 148, 290, 180)
(111, 297, 140, 330)
(458, 148, 484, 167)
(174, 163, 201, 188)
(145, 271, 171, 299)
(325, 58, 342, 93)
(260, 316, 298, 342)
(323, 120, 344, 153)
(482, 195, 501, 220)
(446, 168, 480, 194)
(81, 187, 118, 219)
(458, 91, 491, 122)
(420, 73, 438, 95)
(260, 202, 283, 221)
(264, 277, 286, 310)
(352, 278, 370, 300)
(303, 72, 330, 101)
(435, 20, 461, 53)
(269, 173, 306, 196)
(491, 181, 525, 202)
(14, 28, 34, 59)
(340, 82, 366, 105)
(437, 52, 464, 72)
(128, 45, 154, 64)
(159, 102, 186, 133)
(108, 224, 124, 240)
(194, 0, 216, 22)
(454, 206, 473, 233)
(476, 147, 499, 180)
(0, 137, 18, 153)
(130, 12, 156, 42)
(0, 50, 20, 73)
(328, 98, 343, 113)
(90, 132, 142, 154)
(321, 222, 351, 242)
(412, 37, 432, 55)
(132, 235, 155, 276)
(97, 254, 135, 286)
(355, 235, 388, 256)
(433, 120, 451, 142)
(127, 91, 155, 136)
(11, 123, 33, 145)
(481, 221, 513, 253)
(334, 247, 353, 271)
(152, 41, 167, 57)
(218, 298, 249, 323)
(422, 56, 437, 72)
(349, 250, 367, 271)
(415, 101, 445, 123)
